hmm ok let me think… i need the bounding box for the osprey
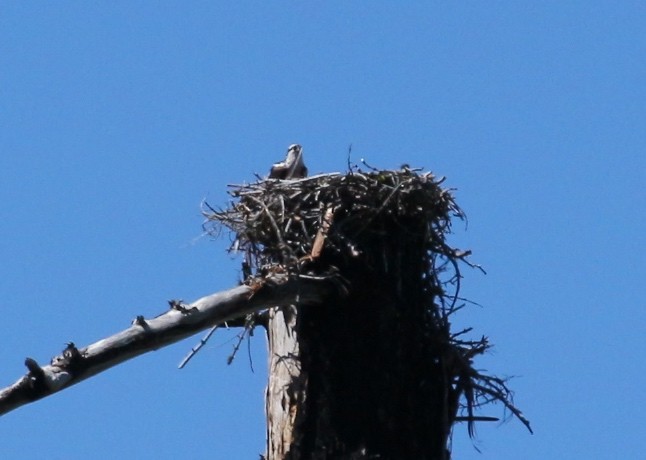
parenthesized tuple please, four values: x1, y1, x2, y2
(269, 144, 308, 179)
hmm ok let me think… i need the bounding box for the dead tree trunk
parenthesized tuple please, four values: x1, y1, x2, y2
(266, 306, 303, 459)
(266, 265, 451, 459)
(263, 208, 454, 459)
(205, 169, 532, 460)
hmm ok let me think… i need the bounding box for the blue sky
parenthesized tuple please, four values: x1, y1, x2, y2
(1, 2, 644, 459)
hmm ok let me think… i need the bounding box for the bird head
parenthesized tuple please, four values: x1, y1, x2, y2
(287, 144, 302, 155)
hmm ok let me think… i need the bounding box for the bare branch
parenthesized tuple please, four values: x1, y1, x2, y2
(177, 325, 219, 369)
(0, 271, 332, 416)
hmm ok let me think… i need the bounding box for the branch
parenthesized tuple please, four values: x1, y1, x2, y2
(0, 271, 331, 416)
(177, 324, 219, 369)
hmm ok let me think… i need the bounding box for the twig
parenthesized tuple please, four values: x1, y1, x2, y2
(178, 325, 219, 369)
(227, 330, 247, 365)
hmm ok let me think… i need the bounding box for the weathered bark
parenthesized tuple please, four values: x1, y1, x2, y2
(266, 305, 306, 460)
(0, 272, 331, 416)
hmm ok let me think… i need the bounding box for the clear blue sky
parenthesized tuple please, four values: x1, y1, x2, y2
(1, 3, 644, 459)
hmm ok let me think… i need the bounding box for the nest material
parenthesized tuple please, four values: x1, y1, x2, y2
(206, 169, 461, 270)
(203, 167, 532, 446)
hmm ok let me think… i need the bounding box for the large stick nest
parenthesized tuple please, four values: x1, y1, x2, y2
(205, 169, 462, 270)
(203, 167, 532, 440)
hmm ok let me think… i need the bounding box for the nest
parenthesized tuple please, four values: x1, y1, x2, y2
(203, 167, 531, 447)
(205, 169, 461, 272)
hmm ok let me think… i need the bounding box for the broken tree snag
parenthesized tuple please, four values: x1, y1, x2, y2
(0, 272, 334, 417)
(204, 168, 531, 460)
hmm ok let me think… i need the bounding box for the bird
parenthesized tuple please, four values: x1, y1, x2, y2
(269, 144, 308, 179)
